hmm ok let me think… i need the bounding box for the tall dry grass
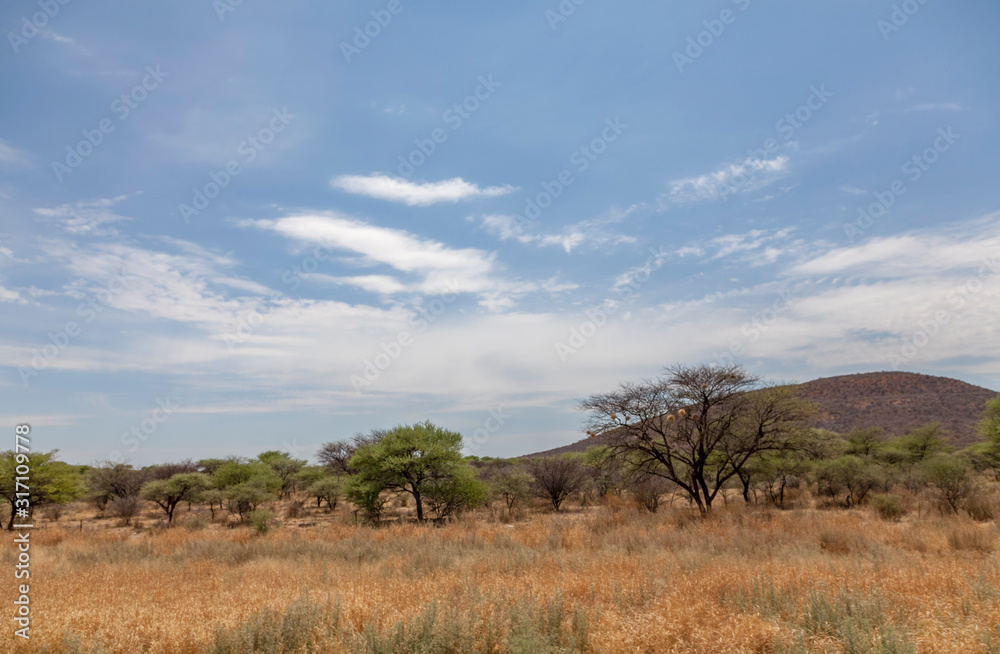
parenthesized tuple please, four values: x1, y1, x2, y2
(1, 503, 998, 653)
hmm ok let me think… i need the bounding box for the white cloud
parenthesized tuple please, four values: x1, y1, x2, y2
(251, 213, 497, 295)
(33, 196, 132, 236)
(661, 156, 789, 206)
(331, 174, 515, 206)
(479, 204, 642, 253)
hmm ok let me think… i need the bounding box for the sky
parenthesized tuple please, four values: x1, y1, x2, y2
(1, 0, 999, 466)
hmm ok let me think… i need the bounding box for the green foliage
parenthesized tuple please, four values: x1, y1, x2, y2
(213, 460, 282, 493)
(0, 450, 84, 530)
(870, 494, 904, 521)
(346, 421, 478, 522)
(246, 509, 276, 535)
(919, 454, 975, 513)
(423, 465, 488, 519)
(307, 476, 342, 511)
(140, 472, 211, 524)
(815, 455, 883, 508)
(226, 478, 278, 521)
(257, 451, 307, 498)
(845, 428, 885, 459)
(981, 395, 1000, 441)
(490, 465, 534, 509)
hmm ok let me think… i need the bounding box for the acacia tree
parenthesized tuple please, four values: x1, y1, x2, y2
(1, 451, 83, 530)
(140, 473, 211, 525)
(256, 451, 306, 498)
(345, 422, 482, 522)
(580, 363, 814, 516)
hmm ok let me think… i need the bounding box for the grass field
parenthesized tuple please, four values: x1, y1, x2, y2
(2, 499, 999, 654)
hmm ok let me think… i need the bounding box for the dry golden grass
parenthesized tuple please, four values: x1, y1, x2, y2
(2, 501, 999, 653)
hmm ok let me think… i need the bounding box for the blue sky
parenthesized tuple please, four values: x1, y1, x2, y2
(1, 0, 999, 465)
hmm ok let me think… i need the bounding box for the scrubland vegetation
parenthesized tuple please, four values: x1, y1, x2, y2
(3, 364, 1000, 653)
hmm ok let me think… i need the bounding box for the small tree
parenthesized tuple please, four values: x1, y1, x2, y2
(86, 461, 146, 515)
(141, 473, 211, 525)
(489, 464, 534, 509)
(226, 479, 277, 522)
(257, 451, 306, 499)
(346, 422, 476, 522)
(528, 455, 587, 511)
(814, 455, 881, 508)
(627, 473, 673, 513)
(307, 477, 342, 511)
(921, 454, 976, 513)
(423, 466, 488, 519)
(109, 494, 141, 526)
(0, 451, 84, 530)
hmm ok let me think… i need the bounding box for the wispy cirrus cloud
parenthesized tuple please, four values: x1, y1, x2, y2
(331, 174, 516, 206)
(479, 204, 642, 253)
(33, 196, 132, 236)
(661, 156, 789, 206)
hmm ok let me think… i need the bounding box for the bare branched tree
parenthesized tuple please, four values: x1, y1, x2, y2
(528, 456, 587, 511)
(318, 429, 388, 473)
(580, 363, 814, 516)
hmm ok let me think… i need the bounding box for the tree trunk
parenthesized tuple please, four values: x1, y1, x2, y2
(413, 489, 424, 521)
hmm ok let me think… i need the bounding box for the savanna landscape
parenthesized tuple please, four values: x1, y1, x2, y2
(4, 368, 1000, 654)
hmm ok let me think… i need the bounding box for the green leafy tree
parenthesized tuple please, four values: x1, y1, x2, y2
(920, 454, 976, 513)
(968, 396, 1000, 479)
(307, 476, 342, 511)
(225, 478, 277, 521)
(212, 460, 281, 492)
(489, 464, 534, 509)
(423, 465, 488, 519)
(345, 421, 477, 522)
(815, 455, 882, 508)
(140, 473, 211, 525)
(1, 451, 84, 530)
(256, 451, 306, 498)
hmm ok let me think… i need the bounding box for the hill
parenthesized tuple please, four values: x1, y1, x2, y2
(524, 371, 997, 457)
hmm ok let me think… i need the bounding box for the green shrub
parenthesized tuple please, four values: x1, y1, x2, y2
(247, 509, 275, 535)
(870, 494, 904, 522)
